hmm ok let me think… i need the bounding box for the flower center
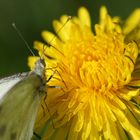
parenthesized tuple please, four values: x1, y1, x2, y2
(59, 30, 137, 93)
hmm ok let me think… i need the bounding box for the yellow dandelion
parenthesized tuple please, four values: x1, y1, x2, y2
(29, 6, 140, 140)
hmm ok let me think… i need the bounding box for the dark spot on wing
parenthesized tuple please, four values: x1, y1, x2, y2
(10, 132, 17, 140)
(0, 125, 6, 136)
(16, 72, 29, 78)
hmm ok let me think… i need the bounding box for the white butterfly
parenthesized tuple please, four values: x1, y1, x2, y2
(0, 58, 46, 140)
(0, 17, 71, 139)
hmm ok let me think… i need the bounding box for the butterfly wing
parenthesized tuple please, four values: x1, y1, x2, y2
(0, 73, 28, 100)
(0, 73, 44, 140)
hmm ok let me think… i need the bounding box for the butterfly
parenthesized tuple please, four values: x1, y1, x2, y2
(0, 16, 71, 139)
(0, 57, 48, 140)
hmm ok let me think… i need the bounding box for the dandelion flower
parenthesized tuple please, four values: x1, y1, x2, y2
(29, 6, 140, 140)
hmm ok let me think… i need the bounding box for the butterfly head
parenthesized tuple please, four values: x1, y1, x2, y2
(33, 58, 46, 77)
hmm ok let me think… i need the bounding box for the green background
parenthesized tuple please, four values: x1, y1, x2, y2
(0, 0, 140, 77)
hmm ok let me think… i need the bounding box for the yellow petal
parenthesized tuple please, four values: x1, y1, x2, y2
(41, 31, 63, 47)
(78, 7, 91, 27)
(123, 9, 140, 35)
(28, 56, 39, 70)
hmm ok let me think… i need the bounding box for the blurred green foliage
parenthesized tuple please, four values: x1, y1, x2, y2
(0, 0, 140, 76)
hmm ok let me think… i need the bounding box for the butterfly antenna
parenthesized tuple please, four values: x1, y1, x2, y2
(40, 43, 46, 59)
(49, 16, 72, 44)
(12, 23, 35, 56)
(44, 16, 72, 55)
